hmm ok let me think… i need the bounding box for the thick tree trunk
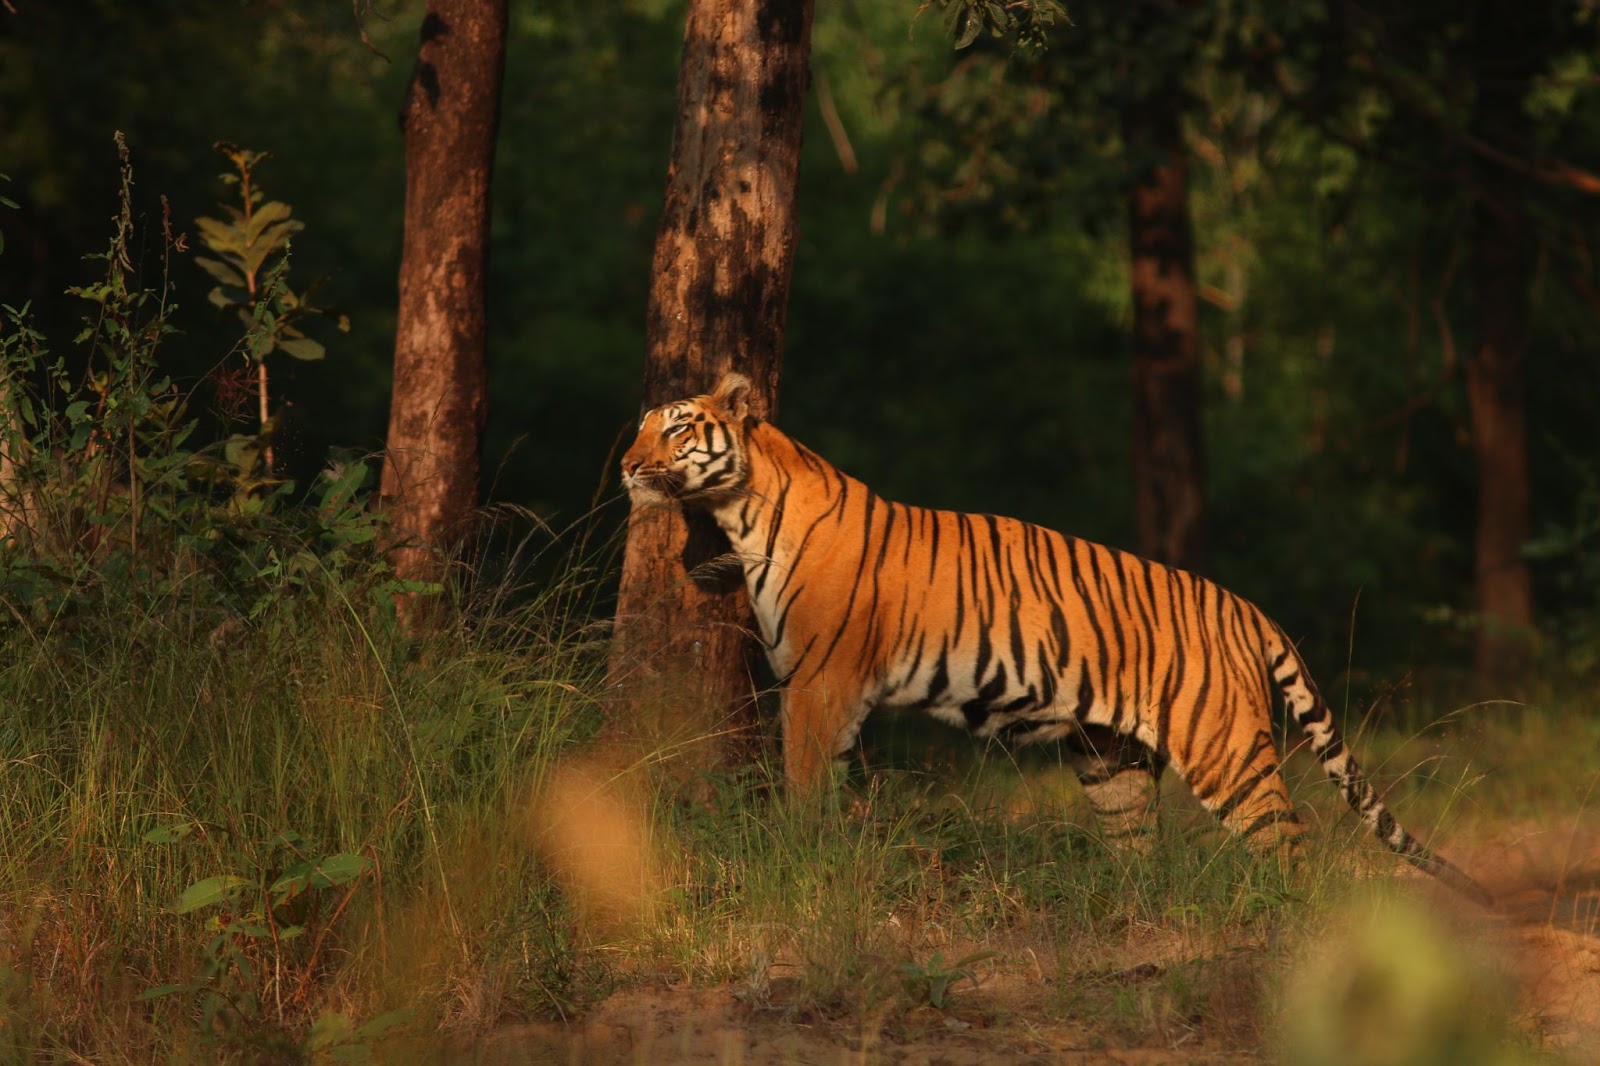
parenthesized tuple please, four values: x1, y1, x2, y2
(607, 0, 813, 768)
(379, 0, 506, 590)
(1124, 92, 1209, 574)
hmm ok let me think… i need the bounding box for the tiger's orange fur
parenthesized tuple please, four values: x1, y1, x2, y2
(620, 374, 1491, 906)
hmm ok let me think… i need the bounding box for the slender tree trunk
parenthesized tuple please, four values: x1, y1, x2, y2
(1465, 37, 1538, 684)
(1124, 89, 1209, 574)
(379, 0, 506, 591)
(607, 0, 813, 768)
(0, 372, 27, 544)
(1466, 206, 1533, 681)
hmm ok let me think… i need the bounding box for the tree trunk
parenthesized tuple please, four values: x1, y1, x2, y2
(1466, 206, 1533, 682)
(379, 0, 506, 592)
(1465, 36, 1538, 685)
(607, 0, 813, 769)
(1124, 90, 1209, 574)
(0, 372, 27, 544)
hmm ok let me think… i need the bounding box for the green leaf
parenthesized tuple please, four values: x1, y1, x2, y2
(354, 1010, 413, 1040)
(954, 8, 983, 48)
(136, 983, 192, 1001)
(196, 215, 246, 257)
(245, 200, 294, 245)
(269, 829, 307, 849)
(143, 821, 198, 844)
(277, 337, 325, 361)
(208, 284, 252, 310)
(194, 255, 246, 287)
(313, 851, 369, 886)
(270, 852, 367, 905)
(320, 459, 369, 510)
(254, 218, 305, 258)
(174, 874, 253, 914)
(243, 222, 299, 275)
(272, 857, 312, 902)
(306, 1012, 355, 1051)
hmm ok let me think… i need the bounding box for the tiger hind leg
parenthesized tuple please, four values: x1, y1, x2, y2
(1067, 727, 1167, 852)
(1178, 725, 1305, 855)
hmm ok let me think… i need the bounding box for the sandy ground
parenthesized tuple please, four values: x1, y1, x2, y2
(1468, 819, 1600, 1061)
(438, 820, 1600, 1065)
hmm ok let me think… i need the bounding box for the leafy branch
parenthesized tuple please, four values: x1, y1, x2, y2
(923, 0, 1069, 51)
(195, 142, 346, 475)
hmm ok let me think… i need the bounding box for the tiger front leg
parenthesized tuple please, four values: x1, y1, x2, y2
(1067, 728, 1167, 853)
(780, 677, 866, 794)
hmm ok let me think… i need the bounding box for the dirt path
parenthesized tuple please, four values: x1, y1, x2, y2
(465, 985, 1254, 1066)
(1467, 820, 1600, 1061)
(450, 821, 1600, 1065)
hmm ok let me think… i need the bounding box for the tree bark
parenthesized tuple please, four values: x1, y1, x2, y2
(1466, 202, 1533, 682)
(380, 0, 506, 592)
(1124, 90, 1209, 574)
(607, 0, 813, 768)
(1465, 24, 1539, 685)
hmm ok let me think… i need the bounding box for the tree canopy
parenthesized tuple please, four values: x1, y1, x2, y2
(3, 0, 1598, 686)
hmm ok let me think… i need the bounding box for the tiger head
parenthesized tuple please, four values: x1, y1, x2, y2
(621, 373, 753, 505)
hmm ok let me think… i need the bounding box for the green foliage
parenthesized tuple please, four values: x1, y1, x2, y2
(140, 827, 393, 1060)
(0, 136, 409, 642)
(895, 949, 998, 1009)
(0, 139, 483, 1056)
(927, 0, 1068, 51)
(194, 141, 348, 477)
(195, 141, 343, 367)
(0, 572, 599, 1058)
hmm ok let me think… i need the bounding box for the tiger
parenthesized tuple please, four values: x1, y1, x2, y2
(619, 372, 1492, 906)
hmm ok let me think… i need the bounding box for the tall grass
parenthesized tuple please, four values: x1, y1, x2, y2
(0, 569, 1550, 1062)
(0, 546, 608, 1062)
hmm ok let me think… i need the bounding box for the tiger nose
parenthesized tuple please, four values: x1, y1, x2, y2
(622, 456, 642, 477)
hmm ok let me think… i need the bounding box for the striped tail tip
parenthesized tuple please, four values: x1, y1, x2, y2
(1409, 850, 1495, 909)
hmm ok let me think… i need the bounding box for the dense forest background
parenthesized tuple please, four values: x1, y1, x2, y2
(4, 0, 1599, 689)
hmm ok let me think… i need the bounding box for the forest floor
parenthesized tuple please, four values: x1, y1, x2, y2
(452, 817, 1600, 1065)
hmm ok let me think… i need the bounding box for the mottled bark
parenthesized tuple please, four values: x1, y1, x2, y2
(380, 0, 506, 589)
(0, 373, 26, 543)
(1124, 92, 1209, 574)
(608, 0, 813, 766)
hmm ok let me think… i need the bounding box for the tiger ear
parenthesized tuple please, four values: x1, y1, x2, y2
(710, 372, 752, 420)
